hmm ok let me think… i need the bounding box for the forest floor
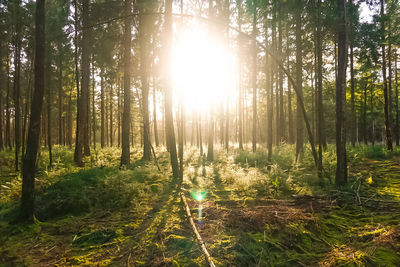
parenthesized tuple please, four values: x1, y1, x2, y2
(1, 144, 400, 266)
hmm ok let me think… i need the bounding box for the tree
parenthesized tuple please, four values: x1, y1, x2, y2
(120, 0, 132, 167)
(335, 0, 348, 186)
(381, 0, 393, 150)
(20, 0, 45, 222)
(139, 0, 152, 161)
(163, 0, 180, 183)
(295, 0, 303, 159)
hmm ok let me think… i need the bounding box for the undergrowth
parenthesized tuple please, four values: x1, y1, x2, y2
(0, 144, 400, 266)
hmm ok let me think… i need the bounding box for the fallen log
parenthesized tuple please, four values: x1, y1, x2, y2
(180, 192, 216, 267)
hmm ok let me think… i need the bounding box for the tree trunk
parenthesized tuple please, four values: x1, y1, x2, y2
(316, 0, 324, 182)
(109, 84, 113, 146)
(335, 0, 348, 186)
(295, 1, 303, 159)
(73, 0, 83, 165)
(46, 62, 52, 167)
(5, 53, 11, 150)
(91, 59, 96, 149)
(252, 7, 257, 153)
(13, 0, 22, 171)
(237, 0, 243, 150)
(58, 52, 63, 145)
(381, 0, 393, 150)
(20, 0, 45, 222)
(164, 0, 180, 182)
(287, 22, 293, 144)
(207, 0, 215, 161)
(82, 0, 91, 157)
(100, 73, 105, 148)
(121, 0, 132, 166)
(395, 51, 399, 146)
(350, 35, 356, 147)
(153, 79, 159, 147)
(139, 7, 151, 160)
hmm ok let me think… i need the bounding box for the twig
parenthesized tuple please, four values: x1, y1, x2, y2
(180, 192, 216, 267)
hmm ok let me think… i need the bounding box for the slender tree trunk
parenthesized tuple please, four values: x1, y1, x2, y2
(363, 80, 368, 145)
(316, 0, 324, 181)
(109, 84, 113, 146)
(91, 59, 96, 149)
(198, 112, 203, 155)
(139, 8, 151, 160)
(237, 0, 243, 150)
(350, 33, 356, 147)
(278, 15, 285, 143)
(207, 0, 215, 161)
(295, 1, 303, 159)
(58, 53, 63, 145)
(20, 0, 45, 222)
(67, 86, 72, 148)
(336, 0, 348, 186)
(388, 39, 393, 147)
(164, 0, 180, 182)
(73, 0, 83, 165)
(153, 79, 159, 147)
(252, 7, 257, 152)
(395, 51, 399, 146)
(287, 23, 293, 144)
(381, 0, 393, 150)
(13, 0, 22, 171)
(5, 54, 11, 150)
(0, 81, 2, 151)
(46, 62, 52, 167)
(100, 73, 105, 148)
(121, 0, 132, 166)
(82, 0, 91, 157)
(118, 78, 121, 147)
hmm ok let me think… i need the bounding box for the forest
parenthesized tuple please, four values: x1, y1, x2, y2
(1, 0, 400, 265)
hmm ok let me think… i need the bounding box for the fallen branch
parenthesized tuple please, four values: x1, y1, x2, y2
(180, 192, 216, 267)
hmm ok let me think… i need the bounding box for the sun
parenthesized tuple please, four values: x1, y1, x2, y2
(172, 27, 237, 113)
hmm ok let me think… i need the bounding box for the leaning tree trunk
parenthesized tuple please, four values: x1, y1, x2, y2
(120, 0, 132, 166)
(20, 0, 45, 222)
(335, 0, 348, 186)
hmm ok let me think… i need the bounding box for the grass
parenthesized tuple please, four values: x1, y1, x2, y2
(1, 143, 400, 266)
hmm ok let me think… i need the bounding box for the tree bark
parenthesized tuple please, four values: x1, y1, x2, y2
(252, 6, 257, 152)
(20, 0, 45, 222)
(13, 0, 22, 171)
(121, 0, 132, 166)
(46, 62, 52, 167)
(381, 0, 393, 150)
(163, 0, 180, 182)
(395, 51, 399, 146)
(139, 5, 151, 160)
(295, 0, 303, 159)
(58, 52, 63, 145)
(153, 79, 159, 147)
(335, 0, 348, 186)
